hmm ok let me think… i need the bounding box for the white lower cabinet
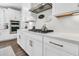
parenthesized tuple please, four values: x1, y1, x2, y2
(17, 32, 27, 50)
(17, 32, 43, 56)
(44, 37, 79, 56)
(25, 34, 43, 56)
(17, 31, 79, 56)
(25, 39, 32, 55)
(25, 38, 42, 56)
(44, 45, 72, 56)
(32, 39, 42, 56)
(17, 33, 32, 55)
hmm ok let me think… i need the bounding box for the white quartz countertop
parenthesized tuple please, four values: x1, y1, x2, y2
(18, 29, 79, 43)
(45, 32, 79, 42)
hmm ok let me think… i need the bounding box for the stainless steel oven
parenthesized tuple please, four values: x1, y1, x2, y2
(10, 20, 20, 34)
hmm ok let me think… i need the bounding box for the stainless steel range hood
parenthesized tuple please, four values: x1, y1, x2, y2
(29, 3, 52, 14)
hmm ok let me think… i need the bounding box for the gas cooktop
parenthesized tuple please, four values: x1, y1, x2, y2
(29, 29, 54, 33)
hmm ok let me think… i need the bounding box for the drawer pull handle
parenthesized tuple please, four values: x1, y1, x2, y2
(29, 40, 33, 47)
(49, 41, 63, 47)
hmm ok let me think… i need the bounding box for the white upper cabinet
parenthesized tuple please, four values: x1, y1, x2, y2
(0, 8, 4, 29)
(0, 8, 4, 22)
(21, 4, 37, 21)
(4, 8, 21, 22)
(21, 4, 31, 21)
(53, 3, 79, 15)
(0, 7, 21, 29)
(0, 7, 21, 23)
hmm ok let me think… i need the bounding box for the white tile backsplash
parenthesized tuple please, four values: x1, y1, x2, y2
(35, 8, 79, 33)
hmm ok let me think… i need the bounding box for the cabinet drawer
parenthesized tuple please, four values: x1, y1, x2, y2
(25, 33, 42, 41)
(44, 45, 72, 56)
(44, 37, 79, 56)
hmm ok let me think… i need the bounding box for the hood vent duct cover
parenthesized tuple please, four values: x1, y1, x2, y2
(29, 3, 52, 14)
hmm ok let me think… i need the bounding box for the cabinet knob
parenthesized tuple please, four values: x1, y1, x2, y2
(49, 41, 63, 47)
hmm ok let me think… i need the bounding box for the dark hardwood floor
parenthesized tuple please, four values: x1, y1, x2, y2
(0, 39, 29, 56)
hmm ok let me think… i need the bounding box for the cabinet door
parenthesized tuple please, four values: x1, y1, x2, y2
(17, 32, 32, 55)
(32, 39, 42, 56)
(44, 37, 72, 56)
(17, 32, 43, 56)
(24, 39, 32, 55)
(17, 33, 23, 46)
(17, 33, 26, 49)
(44, 37, 78, 56)
(22, 34, 33, 55)
(44, 45, 72, 56)
(24, 33, 43, 56)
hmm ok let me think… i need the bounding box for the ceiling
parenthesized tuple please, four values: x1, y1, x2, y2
(0, 3, 23, 10)
(0, 3, 52, 11)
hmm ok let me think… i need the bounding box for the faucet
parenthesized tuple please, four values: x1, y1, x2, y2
(41, 24, 48, 32)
